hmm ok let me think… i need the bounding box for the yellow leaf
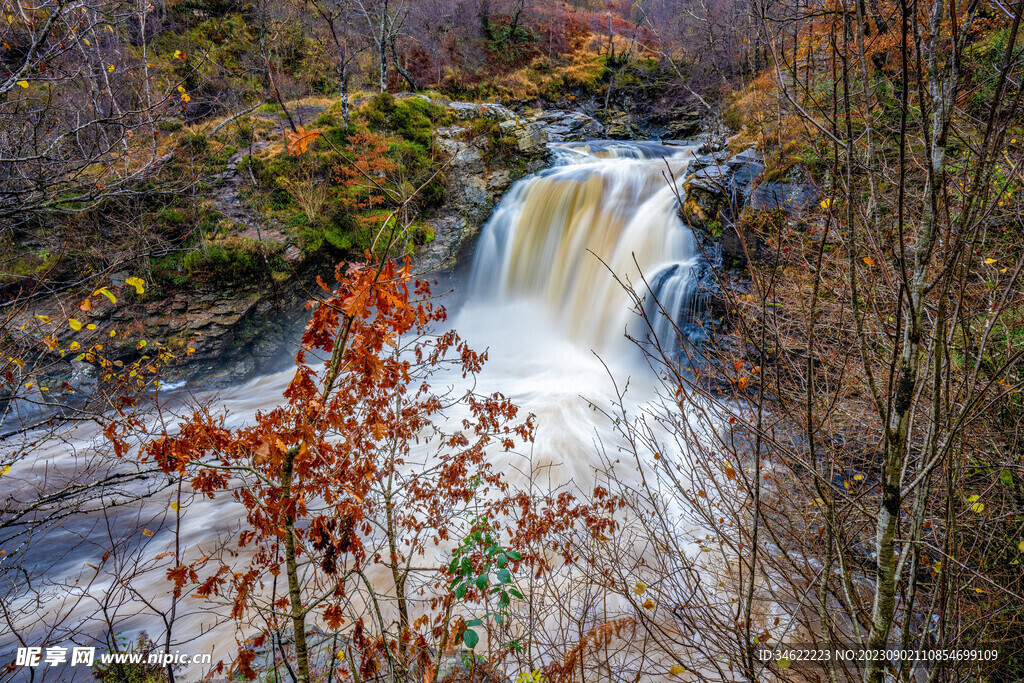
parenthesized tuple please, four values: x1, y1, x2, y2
(86, 323, 96, 330)
(93, 287, 117, 304)
(137, 340, 148, 349)
(985, 258, 998, 264)
(170, 501, 179, 511)
(0, 465, 10, 476)
(109, 330, 118, 337)
(820, 198, 832, 209)
(142, 528, 154, 536)
(68, 318, 83, 331)
(177, 85, 185, 93)
(16, 80, 28, 88)
(975, 587, 986, 594)
(83, 39, 90, 46)
(966, 494, 985, 514)
(181, 93, 191, 102)
(642, 599, 655, 610)
(35, 314, 51, 324)
(863, 256, 876, 267)
(107, 64, 114, 73)
(669, 665, 685, 676)
(853, 473, 865, 481)
(173, 50, 187, 62)
(79, 298, 92, 312)
(125, 276, 145, 294)
(633, 581, 647, 595)
(1017, 539, 1024, 553)
(70, 341, 80, 352)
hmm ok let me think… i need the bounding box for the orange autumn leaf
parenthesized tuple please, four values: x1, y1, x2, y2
(863, 256, 875, 267)
(287, 125, 320, 156)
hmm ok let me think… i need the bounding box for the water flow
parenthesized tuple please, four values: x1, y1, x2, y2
(470, 141, 702, 353)
(1, 140, 714, 679)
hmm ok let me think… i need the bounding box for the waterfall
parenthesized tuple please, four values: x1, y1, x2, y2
(0, 139, 720, 681)
(469, 141, 704, 353)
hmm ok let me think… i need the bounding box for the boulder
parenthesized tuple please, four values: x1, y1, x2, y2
(446, 101, 517, 122)
(748, 178, 818, 213)
(603, 111, 634, 139)
(536, 111, 604, 141)
(682, 165, 735, 232)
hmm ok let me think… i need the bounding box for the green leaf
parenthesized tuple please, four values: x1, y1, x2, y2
(507, 551, 522, 560)
(1000, 470, 1013, 486)
(508, 588, 524, 600)
(465, 618, 483, 627)
(455, 584, 467, 599)
(475, 574, 488, 590)
(449, 558, 459, 574)
(463, 629, 479, 650)
(496, 568, 511, 584)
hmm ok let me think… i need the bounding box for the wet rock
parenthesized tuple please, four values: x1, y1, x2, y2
(68, 359, 97, 394)
(682, 165, 735, 232)
(748, 176, 818, 213)
(604, 111, 634, 139)
(536, 110, 604, 141)
(420, 117, 547, 271)
(498, 118, 549, 152)
(659, 107, 702, 140)
(681, 146, 817, 268)
(690, 151, 731, 172)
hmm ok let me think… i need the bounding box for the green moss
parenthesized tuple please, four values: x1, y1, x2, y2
(410, 222, 435, 246)
(357, 93, 453, 149)
(0, 250, 58, 283)
(180, 235, 281, 283)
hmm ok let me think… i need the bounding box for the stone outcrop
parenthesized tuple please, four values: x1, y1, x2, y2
(651, 106, 702, 140)
(681, 146, 817, 265)
(534, 110, 604, 141)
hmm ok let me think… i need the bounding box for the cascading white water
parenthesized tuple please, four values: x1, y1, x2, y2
(0, 139, 716, 681)
(470, 140, 703, 353)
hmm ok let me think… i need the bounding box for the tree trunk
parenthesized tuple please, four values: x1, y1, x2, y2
(391, 38, 418, 92)
(378, 0, 389, 92)
(282, 446, 310, 683)
(339, 62, 351, 125)
(478, 0, 492, 40)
